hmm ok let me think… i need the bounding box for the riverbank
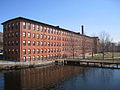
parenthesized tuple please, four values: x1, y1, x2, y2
(0, 60, 55, 70)
(1, 58, 120, 71)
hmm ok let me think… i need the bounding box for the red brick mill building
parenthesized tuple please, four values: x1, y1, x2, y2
(1, 17, 99, 61)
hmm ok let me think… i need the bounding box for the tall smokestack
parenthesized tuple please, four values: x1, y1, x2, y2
(81, 25, 84, 35)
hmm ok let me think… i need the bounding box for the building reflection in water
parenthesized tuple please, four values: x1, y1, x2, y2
(4, 65, 86, 90)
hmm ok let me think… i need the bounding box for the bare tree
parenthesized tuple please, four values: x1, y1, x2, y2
(99, 31, 112, 59)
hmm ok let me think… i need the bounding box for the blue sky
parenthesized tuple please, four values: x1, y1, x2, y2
(0, 0, 120, 42)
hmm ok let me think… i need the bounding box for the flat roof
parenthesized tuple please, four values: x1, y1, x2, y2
(1, 17, 97, 38)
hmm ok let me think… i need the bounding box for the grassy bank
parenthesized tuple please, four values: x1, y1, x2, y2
(86, 52, 120, 59)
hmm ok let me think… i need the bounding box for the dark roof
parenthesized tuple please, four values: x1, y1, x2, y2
(1, 17, 95, 38)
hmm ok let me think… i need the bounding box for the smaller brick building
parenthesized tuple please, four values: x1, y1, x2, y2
(2, 17, 99, 61)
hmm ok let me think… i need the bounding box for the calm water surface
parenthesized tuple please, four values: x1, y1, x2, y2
(0, 65, 120, 90)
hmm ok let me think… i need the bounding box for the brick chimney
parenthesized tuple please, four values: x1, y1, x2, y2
(81, 25, 84, 35)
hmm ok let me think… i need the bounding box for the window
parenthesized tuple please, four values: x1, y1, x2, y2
(28, 23, 31, 30)
(51, 28, 53, 33)
(37, 49, 40, 54)
(51, 49, 53, 52)
(44, 27, 47, 32)
(8, 49, 11, 54)
(51, 36, 53, 40)
(12, 23, 14, 30)
(54, 49, 56, 52)
(54, 30, 56, 34)
(56, 30, 59, 35)
(41, 41, 43, 46)
(12, 41, 14, 45)
(23, 49, 26, 54)
(33, 24, 35, 30)
(36, 25, 39, 31)
(40, 26, 43, 32)
(23, 56, 26, 61)
(15, 32, 19, 37)
(33, 41, 35, 46)
(37, 56, 40, 60)
(28, 41, 31, 46)
(4, 25, 6, 31)
(44, 55, 47, 59)
(59, 31, 61, 34)
(44, 35, 47, 39)
(56, 37, 58, 40)
(23, 40, 26, 45)
(16, 21, 19, 29)
(8, 33, 10, 38)
(28, 56, 31, 61)
(23, 32, 26, 37)
(48, 35, 50, 40)
(28, 32, 31, 38)
(48, 42, 50, 46)
(54, 42, 56, 46)
(56, 48, 58, 52)
(44, 42, 47, 46)
(23, 22, 26, 29)
(44, 49, 47, 53)
(48, 28, 50, 33)
(57, 42, 58, 46)
(41, 55, 43, 60)
(51, 55, 53, 58)
(33, 49, 35, 54)
(48, 55, 50, 59)
(8, 24, 11, 30)
(15, 49, 18, 54)
(54, 36, 56, 40)
(12, 49, 14, 54)
(12, 33, 14, 37)
(41, 34, 43, 39)
(41, 49, 43, 53)
(8, 41, 10, 46)
(37, 34, 40, 39)
(48, 49, 50, 53)
(37, 41, 40, 46)
(15, 41, 19, 45)
(28, 49, 31, 54)
(32, 33, 35, 38)
(62, 43, 64, 46)
(51, 42, 53, 46)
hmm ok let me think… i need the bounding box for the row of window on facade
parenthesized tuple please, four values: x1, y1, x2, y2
(4, 40, 81, 47)
(23, 40, 60, 46)
(4, 41, 19, 46)
(23, 22, 61, 35)
(22, 48, 80, 55)
(23, 54, 60, 61)
(23, 32, 62, 40)
(23, 32, 81, 42)
(23, 40, 80, 47)
(23, 48, 61, 54)
(4, 21, 19, 31)
(4, 47, 81, 54)
(4, 49, 19, 54)
(4, 32, 19, 38)
(22, 22, 81, 37)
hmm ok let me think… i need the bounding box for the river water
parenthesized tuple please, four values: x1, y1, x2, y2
(0, 64, 120, 90)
